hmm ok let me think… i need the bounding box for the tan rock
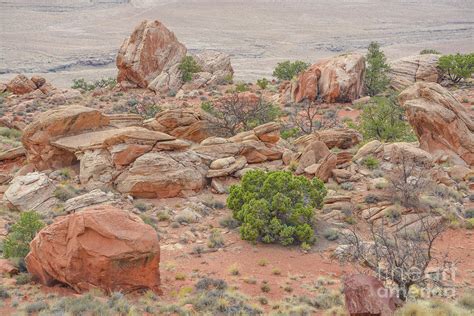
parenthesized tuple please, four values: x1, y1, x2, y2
(0, 259, 18, 275)
(116, 20, 186, 89)
(149, 109, 209, 143)
(314, 153, 337, 182)
(399, 82, 474, 165)
(210, 157, 236, 170)
(207, 156, 247, 178)
(0, 146, 26, 162)
(26, 205, 161, 293)
(295, 140, 331, 175)
(3, 172, 58, 213)
(292, 53, 365, 103)
(353, 140, 383, 163)
(390, 54, 440, 91)
(115, 151, 206, 198)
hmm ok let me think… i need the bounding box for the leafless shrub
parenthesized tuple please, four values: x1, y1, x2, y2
(202, 93, 280, 136)
(340, 214, 448, 301)
(385, 149, 432, 209)
(287, 100, 338, 135)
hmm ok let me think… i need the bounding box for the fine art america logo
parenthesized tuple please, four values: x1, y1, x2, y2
(376, 264, 458, 299)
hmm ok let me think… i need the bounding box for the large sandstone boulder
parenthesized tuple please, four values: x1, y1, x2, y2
(115, 151, 207, 198)
(26, 206, 161, 293)
(344, 274, 400, 316)
(145, 109, 210, 143)
(292, 53, 365, 103)
(3, 172, 58, 213)
(116, 20, 186, 89)
(389, 54, 440, 91)
(7, 74, 37, 95)
(22, 106, 110, 170)
(399, 82, 474, 165)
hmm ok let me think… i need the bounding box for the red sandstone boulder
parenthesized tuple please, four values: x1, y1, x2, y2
(116, 20, 186, 89)
(344, 274, 400, 316)
(26, 205, 160, 293)
(7, 74, 37, 95)
(399, 82, 474, 165)
(21, 106, 110, 170)
(292, 53, 365, 103)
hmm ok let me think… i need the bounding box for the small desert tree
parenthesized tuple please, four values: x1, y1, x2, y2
(341, 214, 447, 301)
(386, 149, 432, 209)
(3, 211, 44, 259)
(179, 56, 202, 82)
(358, 95, 415, 142)
(287, 100, 338, 135)
(365, 42, 391, 96)
(201, 94, 280, 136)
(438, 53, 474, 84)
(273, 60, 310, 81)
(227, 170, 327, 247)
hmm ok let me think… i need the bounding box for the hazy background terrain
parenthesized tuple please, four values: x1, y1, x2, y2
(0, 0, 473, 87)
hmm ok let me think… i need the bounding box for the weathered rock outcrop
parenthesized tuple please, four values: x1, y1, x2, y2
(389, 54, 440, 91)
(3, 172, 58, 213)
(7, 74, 37, 95)
(115, 151, 207, 198)
(145, 109, 210, 143)
(117, 20, 187, 89)
(22, 106, 110, 170)
(292, 53, 365, 103)
(294, 128, 362, 151)
(26, 206, 161, 293)
(399, 82, 474, 165)
(344, 274, 400, 316)
(184, 51, 233, 88)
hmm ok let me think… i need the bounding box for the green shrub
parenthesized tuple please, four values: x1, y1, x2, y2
(438, 53, 474, 84)
(54, 184, 80, 202)
(256, 78, 269, 89)
(322, 228, 339, 241)
(235, 82, 249, 92)
(273, 60, 310, 81)
(71, 77, 116, 91)
(362, 156, 380, 170)
(208, 229, 225, 248)
(179, 56, 201, 82)
(420, 49, 441, 55)
(365, 42, 391, 96)
(280, 127, 300, 140)
(227, 170, 326, 246)
(3, 211, 44, 259)
(358, 95, 416, 142)
(0, 127, 21, 140)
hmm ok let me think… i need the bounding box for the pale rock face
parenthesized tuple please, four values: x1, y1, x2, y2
(115, 151, 207, 198)
(192, 50, 234, 86)
(26, 205, 161, 294)
(399, 82, 474, 165)
(389, 54, 440, 91)
(116, 20, 187, 89)
(3, 172, 58, 213)
(64, 189, 115, 213)
(79, 149, 115, 190)
(292, 53, 365, 103)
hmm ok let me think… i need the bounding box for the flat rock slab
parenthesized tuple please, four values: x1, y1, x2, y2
(51, 127, 174, 152)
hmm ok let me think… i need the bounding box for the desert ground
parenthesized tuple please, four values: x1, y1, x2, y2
(0, 1, 474, 315)
(1, 0, 473, 87)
